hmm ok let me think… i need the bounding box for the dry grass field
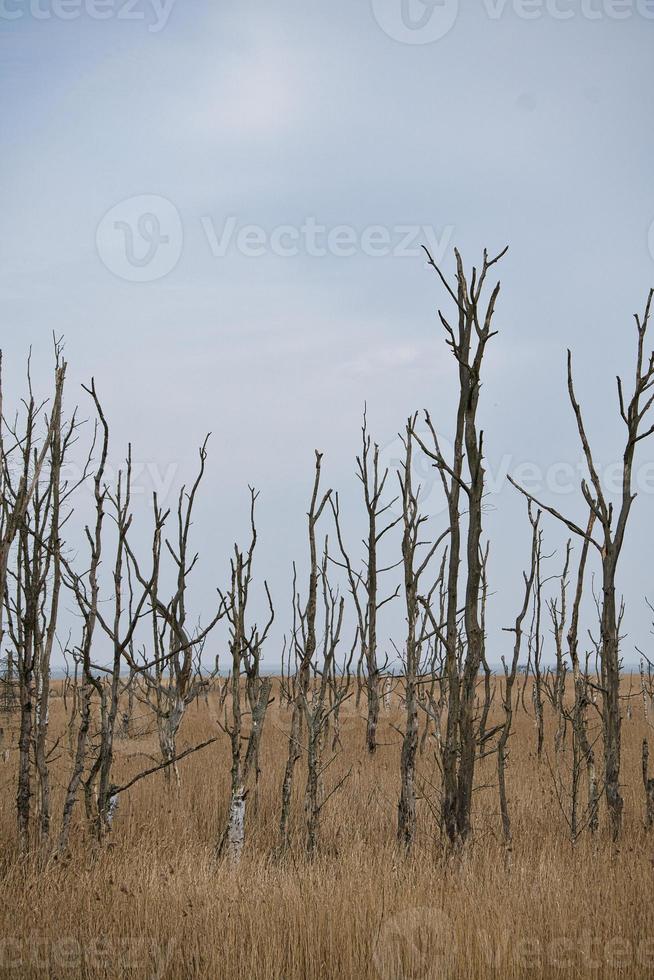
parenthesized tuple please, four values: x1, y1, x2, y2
(0, 679, 652, 980)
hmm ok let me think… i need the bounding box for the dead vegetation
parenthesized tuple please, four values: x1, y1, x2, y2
(0, 681, 653, 979)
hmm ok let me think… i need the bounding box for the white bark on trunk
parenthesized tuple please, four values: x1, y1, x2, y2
(227, 786, 246, 864)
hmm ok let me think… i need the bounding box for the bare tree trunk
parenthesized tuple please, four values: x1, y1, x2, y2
(279, 700, 301, 852)
(59, 380, 108, 855)
(305, 701, 325, 856)
(510, 289, 654, 841)
(3, 356, 67, 852)
(244, 677, 272, 808)
(416, 244, 507, 845)
(226, 786, 246, 863)
(567, 515, 598, 839)
(498, 504, 539, 863)
(16, 650, 34, 852)
(279, 453, 332, 854)
(59, 676, 93, 855)
(549, 542, 571, 754)
(600, 563, 623, 840)
(34, 367, 66, 841)
(397, 421, 445, 852)
(303, 549, 345, 858)
(397, 426, 419, 852)
(331, 411, 399, 756)
(642, 740, 654, 830)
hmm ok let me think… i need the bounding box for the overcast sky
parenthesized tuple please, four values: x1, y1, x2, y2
(2, 1, 654, 668)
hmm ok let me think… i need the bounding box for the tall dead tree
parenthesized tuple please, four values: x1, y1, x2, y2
(132, 440, 229, 786)
(302, 545, 347, 856)
(414, 244, 507, 844)
(279, 452, 331, 852)
(498, 503, 540, 859)
(331, 409, 399, 754)
(568, 512, 599, 838)
(397, 419, 447, 852)
(58, 380, 108, 855)
(511, 288, 654, 840)
(58, 387, 157, 842)
(527, 523, 546, 760)
(3, 354, 68, 850)
(279, 454, 352, 856)
(81, 450, 164, 835)
(547, 541, 572, 753)
(217, 488, 274, 863)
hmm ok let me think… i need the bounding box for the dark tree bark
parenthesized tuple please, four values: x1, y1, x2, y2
(415, 245, 507, 844)
(511, 289, 654, 840)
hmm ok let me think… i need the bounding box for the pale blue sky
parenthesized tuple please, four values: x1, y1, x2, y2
(2, 1, 654, 667)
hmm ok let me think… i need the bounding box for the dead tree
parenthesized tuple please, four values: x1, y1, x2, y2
(80, 450, 164, 835)
(323, 622, 356, 753)
(302, 545, 347, 856)
(330, 409, 399, 754)
(397, 419, 447, 853)
(527, 523, 546, 760)
(414, 244, 507, 844)
(477, 544, 496, 752)
(58, 380, 108, 855)
(44, 383, 165, 843)
(279, 452, 331, 852)
(547, 541, 572, 753)
(567, 514, 600, 838)
(134, 440, 228, 786)
(418, 557, 448, 757)
(0, 351, 68, 851)
(498, 503, 540, 859)
(511, 288, 654, 840)
(217, 488, 274, 863)
(279, 454, 351, 856)
(57, 386, 154, 842)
